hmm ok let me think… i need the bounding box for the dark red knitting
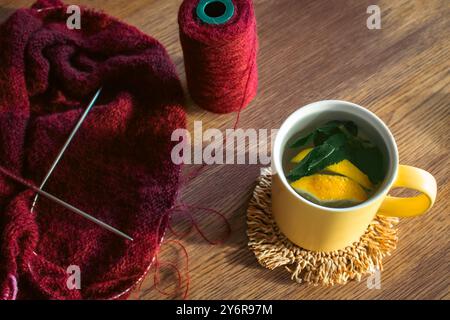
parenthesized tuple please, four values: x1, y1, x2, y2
(179, 0, 258, 114)
(0, 0, 185, 299)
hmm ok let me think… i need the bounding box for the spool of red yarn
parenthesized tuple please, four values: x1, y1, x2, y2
(179, 0, 258, 114)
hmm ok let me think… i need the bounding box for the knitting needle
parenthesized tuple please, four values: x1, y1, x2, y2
(31, 88, 102, 213)
(0, 166, 133, 241)
(34, 183, 134, 241)
(24, 87, 133, 241)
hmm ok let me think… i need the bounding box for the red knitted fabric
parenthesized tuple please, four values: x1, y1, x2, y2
(0, 0, 185, 299)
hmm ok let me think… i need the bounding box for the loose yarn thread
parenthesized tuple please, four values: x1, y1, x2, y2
(152, 240, 190, 299)
(116, 196, 232, 300)
(169, 204, 232, 245)
(179, 0, 258, 114)
(145, 200, 232, 299)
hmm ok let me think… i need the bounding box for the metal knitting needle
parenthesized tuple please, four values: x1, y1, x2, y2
(26, 88, 133, 241)
(31, 88, 102, 213)
(0, 166, 133, 241)
(36, 187, 133, 241)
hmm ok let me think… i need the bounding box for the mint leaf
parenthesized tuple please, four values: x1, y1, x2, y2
(289, 121, 357, 148)
(287, 121, 384, 184)
(321, 120, 358, 136)
(287, 134, 347, 181)
(349, 145, 384, 183)
(289, 132, 316, 148)
(323, 133, 347, 148)
(343, 121, 358, 136)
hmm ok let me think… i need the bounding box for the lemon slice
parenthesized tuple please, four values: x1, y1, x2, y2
(290, 174, 368, 207)
(291, 148, 373, 190)
(291, 148, 314, 163)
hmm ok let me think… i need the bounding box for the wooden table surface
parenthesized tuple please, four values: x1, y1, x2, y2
(1, 0, 448, 300)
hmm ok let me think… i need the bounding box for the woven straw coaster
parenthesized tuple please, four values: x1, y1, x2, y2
(247, 168, 399, 286)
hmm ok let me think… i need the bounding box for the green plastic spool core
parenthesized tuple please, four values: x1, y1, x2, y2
(196, 0, 235, 25)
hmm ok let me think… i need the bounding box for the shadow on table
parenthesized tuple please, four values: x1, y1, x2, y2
(167, 164, 260, 244)
(167, 163, 303, 287)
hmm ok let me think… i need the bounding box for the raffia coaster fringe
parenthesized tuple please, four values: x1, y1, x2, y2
(247, 168, 399, 286)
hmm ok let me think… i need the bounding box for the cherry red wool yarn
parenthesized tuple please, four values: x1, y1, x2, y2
(0, 0, 186, 299)
(178, 0, 258, 114)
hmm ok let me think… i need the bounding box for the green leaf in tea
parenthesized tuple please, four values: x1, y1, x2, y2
(287, 133, 347, 181)
(340, 121, 358, 137)
(289, 120, 357, 148)
(349, 145, 385, 184)
(323, 132, 347, 148)
(322, 120, 358, 136)
(289, 132, 316, 148)
(287, 120, 384, 184)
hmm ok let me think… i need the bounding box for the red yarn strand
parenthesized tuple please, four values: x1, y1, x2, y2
(169, 204, 232, 245)
(152, 240, 190, 300)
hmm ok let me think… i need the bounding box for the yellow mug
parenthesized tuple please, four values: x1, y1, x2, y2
(272, 100, 437, 252)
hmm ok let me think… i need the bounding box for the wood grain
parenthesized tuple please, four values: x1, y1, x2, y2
(0, 0, 448, 300)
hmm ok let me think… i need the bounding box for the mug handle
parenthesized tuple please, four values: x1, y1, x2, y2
(378, 165, 437, 218)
